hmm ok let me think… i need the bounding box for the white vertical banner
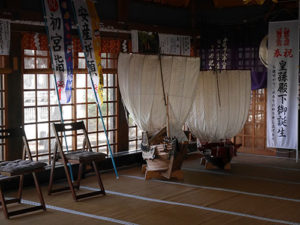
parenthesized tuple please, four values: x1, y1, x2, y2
(0, 19, 10, 55)
(267, 20, 299, 150)
(72, 0, 104, 103)
(43, 0, 73, 104)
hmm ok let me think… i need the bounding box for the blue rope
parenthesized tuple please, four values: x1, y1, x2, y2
(41, 0, 74, 181)
(71, 0, 119, 179)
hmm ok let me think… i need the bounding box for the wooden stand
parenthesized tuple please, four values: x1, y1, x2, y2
(201, 157, 231, 170)
(142, 142, 187, 180)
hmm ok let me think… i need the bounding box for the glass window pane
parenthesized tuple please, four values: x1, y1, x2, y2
(50, 90, 58, 104)
(76, 134, 85, 150)
(50, 106, 60, 121)
(101, 60, 106, 68)
(24, 108, 36, 123)
(76, 89, 86, 103)
(100, 103, 107, 116)
(38, 107, 49, 122)
(24, 57, 35, 69)
(24, 50, 35, 56)
(98, 119, 104, 131)
(25, 124, 36, 139)
(89, 133, 97, 147)
(88, 119, 97, 132)
(28, 141, 37, 156)
(108, 88, 116, 101)
(108, 103, 115, 115)
(37, 74, 48, 89)
(98, 146, 107, 154)
(129, 127, 136, 140)
(102, 89, 107, 102)
(98, 132, 106, 146)
(24, 91, 36, 106)
(36, 50, 47, 56)
(78, 52, 85, 57)
(103, 74, 107, 87)
(87, 88, 95, 102)
(76, 104, 86, 118)
(78, 58, 86, 69)
(50, 75, 55, 89)
(108, 74, 115, 87)
(88, 103, 97, 117)
(108, 131, 114, 144)
(24, 74, 35, 89)
(37, 91, 48, 105)
(38, 139, 49, 155)
(38, 123, 49, 138)
(62, 105, 72, 120)
(137, 129, 142, 139)
(36, 58, 48, 69)
(108, 117, 116, 129)
(129, 141, 136, 151)
(76, 74, 86, 88)
(107, 59, 116, 68)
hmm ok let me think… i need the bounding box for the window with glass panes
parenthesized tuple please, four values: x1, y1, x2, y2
(235, 89, 276, 155)
(128, 114, 142, 151)
(76, 52, 118, 154)
(23, 38, 119, 163)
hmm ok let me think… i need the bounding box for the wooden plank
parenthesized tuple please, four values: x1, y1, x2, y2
(0, 68, 12, 74)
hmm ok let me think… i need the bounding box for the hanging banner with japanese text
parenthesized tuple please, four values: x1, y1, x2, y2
(0, 19, 10, 55)
(159, 34, 190, 56)
(72, 0, 103, 103)
(43, 0, 73, 103)
(267, 20, 299, 149)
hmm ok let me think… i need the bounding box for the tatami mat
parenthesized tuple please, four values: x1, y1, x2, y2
(1, 153, 300, 225)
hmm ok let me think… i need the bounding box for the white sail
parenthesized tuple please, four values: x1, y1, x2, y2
(118, 53, 200, 141)
(187, 70, 251, 143)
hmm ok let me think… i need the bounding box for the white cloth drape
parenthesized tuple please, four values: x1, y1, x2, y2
(187, 70, 251, 143)
(118, 53, 200, 141)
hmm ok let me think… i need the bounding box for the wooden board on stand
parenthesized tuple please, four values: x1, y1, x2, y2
(142, 141, 187, 180)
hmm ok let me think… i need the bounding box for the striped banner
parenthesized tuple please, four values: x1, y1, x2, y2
(43, 0, 73, 103)
(72, 0, 103, 104)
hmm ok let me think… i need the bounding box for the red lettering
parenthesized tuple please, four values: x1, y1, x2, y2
(276, 28, 282, 46)
(274, 49, 282, 58)
(283, 49, 293, 58)
(47, 0, 58, 12)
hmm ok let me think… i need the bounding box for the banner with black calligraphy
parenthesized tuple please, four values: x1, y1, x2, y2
(43, 0, 73, 103)
(72, 0, 103, 104)
(0, 19, 10, 55)
(267, 20, 299, 149)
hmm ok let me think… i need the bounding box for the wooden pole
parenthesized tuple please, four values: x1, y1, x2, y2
(158, 50, 170, 137)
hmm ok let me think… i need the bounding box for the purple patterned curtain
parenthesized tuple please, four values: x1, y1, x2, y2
(200, 35, 267, 90)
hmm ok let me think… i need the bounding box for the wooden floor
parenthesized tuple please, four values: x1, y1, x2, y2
(1, 153, 300, 225)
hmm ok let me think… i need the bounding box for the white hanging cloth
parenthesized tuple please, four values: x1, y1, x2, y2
(187, 70, 251, 143)
(118, 53, 200, 141)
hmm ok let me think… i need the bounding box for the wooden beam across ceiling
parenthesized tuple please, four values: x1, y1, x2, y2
(140, 0, 191, 8)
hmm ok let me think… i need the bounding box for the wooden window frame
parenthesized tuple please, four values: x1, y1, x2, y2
(22, 46, 119, 163)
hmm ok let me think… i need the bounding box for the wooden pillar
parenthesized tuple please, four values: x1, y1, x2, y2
(5, 32, 23, 160)
(117, 88, 129, 152)
(116, 0, 130, 152)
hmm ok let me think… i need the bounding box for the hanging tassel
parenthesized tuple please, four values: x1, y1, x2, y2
(34, 33, 40, 50)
